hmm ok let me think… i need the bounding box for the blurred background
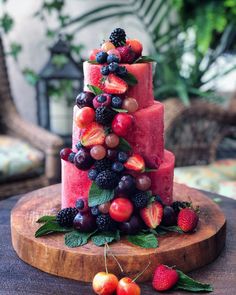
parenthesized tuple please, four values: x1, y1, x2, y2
(0, 0, 236, 199)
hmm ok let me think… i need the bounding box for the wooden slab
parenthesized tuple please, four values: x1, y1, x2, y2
(11, 183, 226, 283)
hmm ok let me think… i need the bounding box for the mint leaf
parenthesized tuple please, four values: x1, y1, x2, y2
(36, 215, 56, 223)
(122, 72, 138, 86)
(35, 221, 72, 238)
(155, 227, 168, 235)
(134, 56, 156, 63)
(111, 108, 128, 113)
(127, 233, 158, 248)
(118, 137, 132, 152)
(159, 225, 184, 234)
(65, 230, 96, 247)
(92, 231, 120, 246)
(144, 168, 158, 172)
(176, 270, 213, 292)
(87, 60, 99, 64)
(89, 183, 114, 207)
(87, 84, 103, 95)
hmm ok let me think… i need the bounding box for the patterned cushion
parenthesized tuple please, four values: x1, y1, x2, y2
(174, 159, 236, 200)
(0, 136, 44, 183)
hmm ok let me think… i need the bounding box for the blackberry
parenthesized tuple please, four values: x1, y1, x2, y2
(95, 169, 120, 189)
(56, 207, 78, 227)
(95, 106, 116, 125)
(172, 201, 191, 214)
(132, 191, 149, 208)
(109, 28, 126, 47)
(94, 158, 112, 173)
(96, 214, 117, 231)
(88, 168, 98, 181)
(68, 152, 76, 163)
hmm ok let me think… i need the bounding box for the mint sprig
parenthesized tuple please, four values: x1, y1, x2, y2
(89, 182, 114, 207)
(65, 230, 96, 247)
(127, 232, 158, 248)
(35, 221, 72, 238)
(134, 56, 156, 63)
(91, 231, 120, 246)
(158, 225, 184, 234)
(36, 215, 56, 223)
(118, 137, 132, 152)
(87, 84, 103, 95)
(144, 167, 158, 172)
(176, 270, 213, 292)
(122, 72, 138, 86)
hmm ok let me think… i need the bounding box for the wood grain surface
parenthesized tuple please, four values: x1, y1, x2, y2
(10, 183, 226, 283)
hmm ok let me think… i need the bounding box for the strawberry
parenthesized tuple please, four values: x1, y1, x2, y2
(103, 74, 128, 94)
(126, 39, 143, 58)
(117, 46, 136, 63)
(124, 154, 145, 172)
(140, 201, 163, 229)
(177, 208, 199, 232)
(80, 122, 105, 147)
(89, 48, 102, 61)
(152, 264, 179, 291)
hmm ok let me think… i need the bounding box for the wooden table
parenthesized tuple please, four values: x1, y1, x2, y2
(0, 189, 235, 295)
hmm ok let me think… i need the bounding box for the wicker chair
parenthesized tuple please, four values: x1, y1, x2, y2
(163, 98, 236, 167)
(0, 36, 64, 199)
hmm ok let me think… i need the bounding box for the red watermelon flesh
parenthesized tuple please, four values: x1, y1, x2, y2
(147, 150, 175, 205)
(83, 62, 154, 109)
(61, 159, 92, 208)
(124, 101, 164, 168)
(72, 106, 82, 152)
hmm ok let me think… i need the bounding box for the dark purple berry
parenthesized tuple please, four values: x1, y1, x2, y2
(76, 91, 94, 108)
(68, 152, 76, 163)
(111, 96, 122, 108)
(117, 66, 127, 77)
(107, 149, 118, 161)
(116, 175, 136, 195)
(76, 199, 84, 210)
(91, 206, 100, 216)
(119, 215, 143, 234)
(60, 148, 72, 161)
(75, 141, 83, 150)
(88, 168, 98, 181)
(161, 206, 177, 226)
(107, 54, 120, 64)
(73, 212, 96, 232)
(112, 161, 124, 173)
(118, 151, 128, 163)
(74, 148, 94, 170)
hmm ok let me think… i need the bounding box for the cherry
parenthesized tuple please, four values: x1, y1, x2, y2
(109, 198, 133, 222)
(92, 272, 118, 295)
(75, 107, 95, 128)
(117, 277, 141, 295)
(60, 148, 72, 161)
(112, 113, 133, 137)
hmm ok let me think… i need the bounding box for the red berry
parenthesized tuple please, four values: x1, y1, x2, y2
(107, 48, 121, 59)
(103, 74, 128, 94)
(152, 264, 179, 291)
(109, 198, 133, 222)
(177, 208, 199, 232)
(124, 154, 145, 172)
(126, 39, 143, 58)
(80, 122, 106, 147)
(140, 201, 163, 229)
(60, 148, 72, 161)
(89, 48, 102, 61)
(117, 46, 135, 63)
(75, 107, 95, 128)
(112, 113, 133, 137)
(117, 277, 141, 295)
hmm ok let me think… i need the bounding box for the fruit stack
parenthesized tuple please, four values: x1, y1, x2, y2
(60, 28, 175, 234)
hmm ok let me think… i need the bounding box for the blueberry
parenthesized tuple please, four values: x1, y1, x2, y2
(91, 206, 100, 216)
(108, 62, 119, 73)
(76, 141, 83, 150)
(76, 199, 84, 210)
(101, 65, 110, 75)
(107, 54, 120, 64)
(96, 51, 108, 64)
(88, 168, 98, 181)
(111, 96, 122, 108)
(118, 151, 128, 163)
(97, 95, 107, 103)
(112, 162, 124, 173)
(68, 152, 76, 163)
(117, 66, 127, 77)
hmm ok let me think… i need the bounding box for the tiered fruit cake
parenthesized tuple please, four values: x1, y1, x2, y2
(58, 28, 198, 239)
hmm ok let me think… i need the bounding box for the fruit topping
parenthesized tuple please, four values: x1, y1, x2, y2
(135, 175, 151, 191)
(172, 201, 191, 214)
(88, 168, 99, 181)
(177, 207, 199, 232)
(107, 48, 121, 59)
(93, 272, 118, 295)
(131, 191, 149, 209)
(74, 148, 94, 170)
(76, 91, 95, 108)
(96, 214, 117, 231)
(111, 96, 123, 108)
(60, 148, 72, 161)
(89, 48, 102, 61)
(140, 201, 163, 229)
(126, 39, 143, 58)
(152, 264, 179, 291)
(75, 198, 89, 212)
(56, 207, 78, 227)
(101, 41, 116, 52)
(98, 201, 111, 214)
(105, 133, 120, 148)
(116, 175, 136, 195)
(107, 54, 120, 64)
(93, 93, 111, 108)
(91, 206, 100, 216)
(108, 62, 119, 73)
(75, 141, 83, 150)
(122, 97, 139, 113)
(117, 46, 135, 64)
(124, 154, 145, 172)
(117, 151, 128, 163)
(119, 215, 143, 235)
(109, 197, 133, 222)
(100, 65, 110, 76)
(154, 195, 164, 205)
(95, 106, 116, 126)
(94, 158, 112, 172)
(112, 113, 133, 137)
(75, 107, 95, 129)
(80, 122, 106, 147)
(106, 149, 118, 160)
(73, 211, 96, 232)
(116, 65, 128, 77)
(104, 74, 128, 94)
(90, 145, 106, 160)
(96, 51, 108, 64)
(68, 152, 76, 163)
(117, 277, 141, 295)
(109, 28, 126, 47)
(95, 169, 120, 189)
(112, 161, 124, 173)
(161, 206, 177, 226)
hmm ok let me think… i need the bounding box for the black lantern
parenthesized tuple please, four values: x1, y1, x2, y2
(36, 36, 83, 144)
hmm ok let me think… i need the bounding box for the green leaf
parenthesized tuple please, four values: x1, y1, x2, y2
(91, 231, 120, 246)
(118, 137, 132, 152)
(35, 221, 72, 238)
(87, 60, 99, 64)
(7, 42, 22, 61)
(87, 84, 103, 95)
(155, 227, 169, 236)
(159, 225, 184, 234)
(176, 270, 213, 292)
(122, 72, 138, 86)
(36, 215, 56, 223)
(23, 68, 39, 86)
(144, 168, 158, 172)
(134, 56, 156, 63)
(52, 54, 68, 68)
(65, 230, 96, 248)
(0, 13, 14, 33)
(127, 233, 158, 248)
(111, 108, 128, 113)
(89, 183, 114, 207)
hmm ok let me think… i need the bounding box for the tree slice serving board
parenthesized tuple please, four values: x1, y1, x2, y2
(11, 183, 226, 283)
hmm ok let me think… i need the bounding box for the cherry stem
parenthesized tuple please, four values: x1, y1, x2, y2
(132, 261, 151, 282)
(104, 244, 108, 274)
(105, 243, 124, 273)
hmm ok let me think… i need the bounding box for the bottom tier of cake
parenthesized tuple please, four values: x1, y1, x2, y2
(61, 150, 175, 208)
